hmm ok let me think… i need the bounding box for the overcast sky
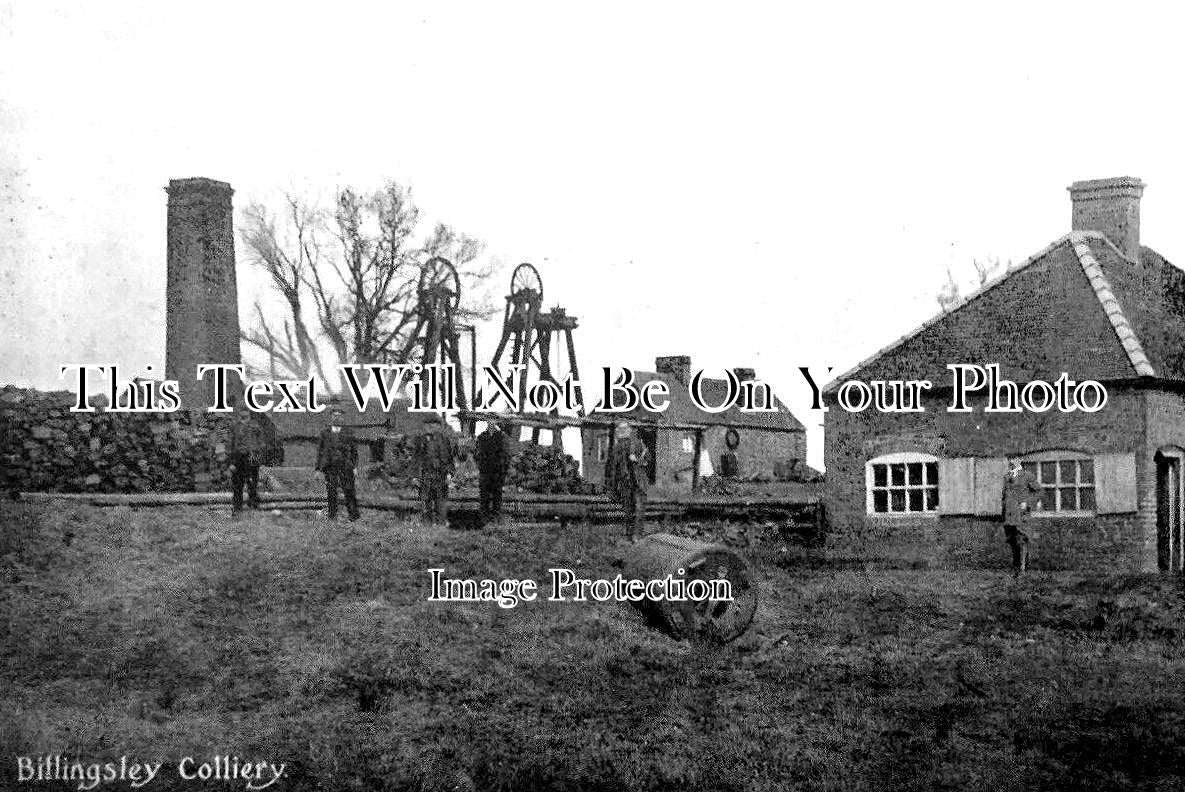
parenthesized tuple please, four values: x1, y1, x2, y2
(3, 1, 1184, 468)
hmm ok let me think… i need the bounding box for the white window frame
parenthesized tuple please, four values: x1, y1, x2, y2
(1020, 450, 1096, 517)
(866, 451, 939, 516)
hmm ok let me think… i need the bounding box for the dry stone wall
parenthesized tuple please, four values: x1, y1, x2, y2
(0, 386, 233, 493)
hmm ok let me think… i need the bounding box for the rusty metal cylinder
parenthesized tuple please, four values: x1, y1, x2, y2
(622, 533, 758, 643)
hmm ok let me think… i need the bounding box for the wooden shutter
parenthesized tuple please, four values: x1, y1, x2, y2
(973, 457, 1009, 516)
(1095, 452, 1137, 514)
(937, 458, 975, 515)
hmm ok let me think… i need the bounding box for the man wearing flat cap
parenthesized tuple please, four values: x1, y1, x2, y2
(605, 421, 649, 540)
(316, 406, 360, 521)
(415, 414, 458, 525)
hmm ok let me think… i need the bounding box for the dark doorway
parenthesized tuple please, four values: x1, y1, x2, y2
(1156, 452, 1183, 572)
(637, 427, 658, 485)
(368, 439, 386, 463)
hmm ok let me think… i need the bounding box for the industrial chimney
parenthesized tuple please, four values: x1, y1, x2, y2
(165, 178, 241, 409)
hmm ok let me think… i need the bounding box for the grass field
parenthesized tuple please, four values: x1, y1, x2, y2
(3, 501, 1185, 791)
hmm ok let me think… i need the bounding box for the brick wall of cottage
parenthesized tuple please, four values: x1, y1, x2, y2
(649, 427, 696, 496)
(1143, 389, 1185, 568)
(701, 426, 804, 479)
(821, 238, 1166, 571)
(823, 387, 1155, 571)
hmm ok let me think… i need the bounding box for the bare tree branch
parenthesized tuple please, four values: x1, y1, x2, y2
(240, 179, 498, 390)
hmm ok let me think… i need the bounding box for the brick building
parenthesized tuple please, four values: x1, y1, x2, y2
(582, 355, 808, 496)
(823, 177, 1185, 572)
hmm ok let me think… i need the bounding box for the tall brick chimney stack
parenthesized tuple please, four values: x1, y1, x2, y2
(165, 178, 241, 409)
(655, 355, 692, 386)
(1068, 176, 1145, 263)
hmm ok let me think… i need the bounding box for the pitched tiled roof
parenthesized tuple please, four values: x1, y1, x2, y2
(1068, 233, 1154, 376)
(823, 235, 1071, 390)
(826, 231, 1185, 390)
(1088, 240, 1185, 382)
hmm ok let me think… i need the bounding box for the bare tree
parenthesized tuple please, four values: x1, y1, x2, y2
(239, 180, 497, 386)
(238, 196, 329, 383)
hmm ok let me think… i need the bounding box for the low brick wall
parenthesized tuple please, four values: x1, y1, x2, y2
(0, 385, 232, 493)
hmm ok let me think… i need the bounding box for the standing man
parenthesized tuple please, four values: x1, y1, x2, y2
(1002, 458, 1042, 577)
(415, 414, 458, 525)
(317, 407, 360, 521)
(605, 421, 649, 541)
(229, 410, 265, 513)
(475, 420, 511, 525)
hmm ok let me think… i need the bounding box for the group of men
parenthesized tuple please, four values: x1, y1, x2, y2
(226, 408, 653, 539)
(311, 408, 481, 525)
(226, 407, 363, 519)
(227, 406, 516, 527)
(229, 409, 1060, 569)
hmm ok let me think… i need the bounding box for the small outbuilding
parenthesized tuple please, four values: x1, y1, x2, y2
(581, 355, 808, 496)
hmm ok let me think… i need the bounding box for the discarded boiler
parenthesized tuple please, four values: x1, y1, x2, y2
(622, 533, 758, 643)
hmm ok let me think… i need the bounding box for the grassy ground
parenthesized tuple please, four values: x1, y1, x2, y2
(3, 502, 1185, 791)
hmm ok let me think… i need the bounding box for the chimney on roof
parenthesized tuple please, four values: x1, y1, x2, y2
(655, 355, 691, 386)
(1068, 176, 1145, 263)
(733, 367, 756, 382)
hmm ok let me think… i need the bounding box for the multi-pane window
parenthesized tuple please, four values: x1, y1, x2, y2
(868, 454, 939, 514)
(1022, 457, 1095, 512)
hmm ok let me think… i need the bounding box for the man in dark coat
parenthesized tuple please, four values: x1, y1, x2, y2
(229, 410, 266, 513)
(415, 415, 458, 525)
(605, 421, 649, 540)
(316, 407, 360, 521)
(1002, 458, 1043, 577)
(475, 420, 511, 524)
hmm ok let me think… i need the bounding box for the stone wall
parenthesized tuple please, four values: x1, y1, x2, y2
(0, 386, 233, 493)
